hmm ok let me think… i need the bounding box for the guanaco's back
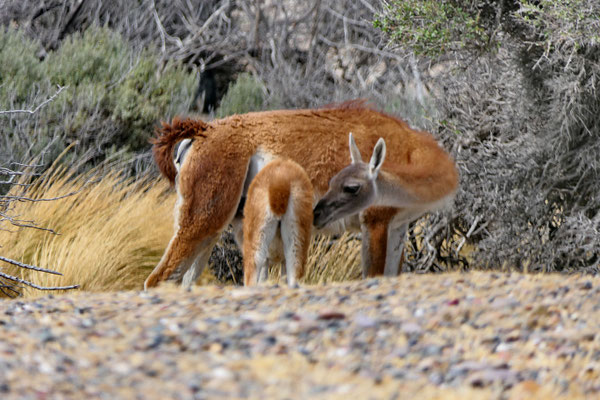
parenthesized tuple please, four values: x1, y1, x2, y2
(243, 158, 313, 287)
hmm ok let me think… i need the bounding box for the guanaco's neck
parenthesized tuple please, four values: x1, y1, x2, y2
(374, 170, 419, 208)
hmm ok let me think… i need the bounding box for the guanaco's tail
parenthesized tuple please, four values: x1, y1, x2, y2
(268, 172, 292, 216)
(266, 159, 314, 216)
(151, 117, 208, 184)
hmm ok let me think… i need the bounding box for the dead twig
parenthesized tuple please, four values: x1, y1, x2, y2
(0, 85, 67, 116)
(0, 270, 78, 292)
(0, 256, 64, 275)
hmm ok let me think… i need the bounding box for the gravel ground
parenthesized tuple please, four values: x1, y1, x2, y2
(1, 272, 599, 399)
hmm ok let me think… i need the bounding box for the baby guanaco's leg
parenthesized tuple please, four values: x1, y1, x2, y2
(243, 173, 278, 286)
(243, 211, 278, 286)
(281, 185, 313, 287)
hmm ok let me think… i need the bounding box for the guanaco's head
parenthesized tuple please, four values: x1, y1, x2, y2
(313, 132, 386, 229)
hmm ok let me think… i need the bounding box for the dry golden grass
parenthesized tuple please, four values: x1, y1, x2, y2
(0, 165, 363, 297)
(269, 233, 362, 285)
(0, 166, 177, 297)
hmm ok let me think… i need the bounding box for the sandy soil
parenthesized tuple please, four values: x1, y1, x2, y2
(0, 272, 599, 399)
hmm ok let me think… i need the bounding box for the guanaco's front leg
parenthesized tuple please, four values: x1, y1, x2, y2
(360, 207, 402, 277)
(384, 223, 407, 276)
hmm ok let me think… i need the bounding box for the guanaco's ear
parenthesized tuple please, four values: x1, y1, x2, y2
(348, 132, 363, 164)
(369, 138, 386, 178)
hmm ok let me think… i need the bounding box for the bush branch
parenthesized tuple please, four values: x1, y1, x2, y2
(0, 270, 78, 292)
(0, 85, 67, 116)
(0, 256, 64, 275)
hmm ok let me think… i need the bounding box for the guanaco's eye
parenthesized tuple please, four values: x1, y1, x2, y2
(343, 184, 361, 195)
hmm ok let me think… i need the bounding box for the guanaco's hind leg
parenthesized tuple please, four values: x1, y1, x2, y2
(144, 226, 220, 289)
(144, 184, 226, 290)
(181, 236, 219, 287)
(257, 261, 269, 283)
(145, 149, 249, 289)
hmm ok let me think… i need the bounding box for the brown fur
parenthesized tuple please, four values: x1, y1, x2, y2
(267, 167, 292, 216)
(151, 104, 456, 198)
(145, 102, 457, 288)
(243, 159, 313, 286)
(151, 117, 208, 185)
(361, 207, 401, 276)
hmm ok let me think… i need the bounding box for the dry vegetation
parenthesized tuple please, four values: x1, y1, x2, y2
(0, 166, 174, 296)
(0, 164, 363, 298)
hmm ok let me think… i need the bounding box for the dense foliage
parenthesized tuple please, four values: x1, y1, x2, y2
(376, 0, 600, 272)
(0, 26, 196, 170)
(215, 73, 278, 119)
(373, 0, 492, 56)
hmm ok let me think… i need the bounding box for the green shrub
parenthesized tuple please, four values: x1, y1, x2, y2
(373, 0, 491, 56)
(44, 27, 129, 87)
(215, 73, 271, 118)
(383, 90, 439, 133)
(0, 29, 44, 103)
(0, 26, 197, 169)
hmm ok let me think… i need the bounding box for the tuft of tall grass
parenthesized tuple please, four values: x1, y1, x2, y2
(0, 165, 178, 297)
(269, 233, 362, 285)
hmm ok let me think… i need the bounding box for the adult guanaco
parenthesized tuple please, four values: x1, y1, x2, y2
(144, 100, 458, 289)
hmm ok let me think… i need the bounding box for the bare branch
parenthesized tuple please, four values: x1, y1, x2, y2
(151, 0, 182, 52)
(0, 211, 59, 234)
(0, 282, 21, 298)
(0, 85, 67, 116)
(0, 167, 41, 177)
(0, 256, 64, 275)
(0, 270, 78, 291)
(2, 189, 85, 204)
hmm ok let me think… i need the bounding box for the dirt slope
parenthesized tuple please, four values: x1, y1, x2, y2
(0, 272, 599, 399)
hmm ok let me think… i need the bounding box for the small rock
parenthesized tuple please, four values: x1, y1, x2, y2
(423, 345, 443, 357)
(317, 311, 345, 320)
(366, 279, 380, 288)
(393, 346, 410, 358)
(429, 371, 444, 385)
(211, 367, 234, 380)
(401, 322, 422, 335)
(36, 328, 57, 343)
(496, 342, 514, 353)
(468, 368, 519, 388)
(447, 298, 460, 306)
(354, 314, 376, 328)
(263, 336, 277, 346)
